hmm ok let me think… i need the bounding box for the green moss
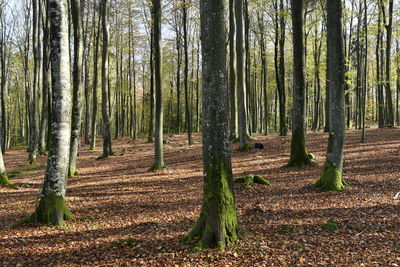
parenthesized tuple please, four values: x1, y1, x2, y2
(68, 168, 79, 178)
(89, 146, 96, 151)
(308, 153, 316, 160)
(183, 161, 239, 252)
(287, 130, 312, 167)
(27, 155, 37, 165)
(18, 193, 73, 226)
(149, 165, 166, 172)
(234, 174, 271, 186)
(9, 166, 45, 178)
(314, 160, 347, 191)
(321, 219, 339, 232)
(0, 173, 14, 188)
(229, 134, 238, 141)
(239, 143, 252, 152)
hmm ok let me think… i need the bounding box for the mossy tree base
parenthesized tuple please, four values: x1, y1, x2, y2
(68, 168, 79, 178)
(19, 193, 73, 226)
(239, 143, 252, 152)
(234, 174, 271, 186)
(149, 165, 166, 172)
(27, 156, 37, 165)
(183, 163, 239, 252)
(314, 160, 347, 191)
(287, 130, 313, 167)
(89, 146, 96, 151)
(0, 173, 14, 188)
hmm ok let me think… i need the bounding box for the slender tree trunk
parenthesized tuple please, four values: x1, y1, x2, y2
(69, 0, 83, 176)
(150, 0, 164, 170)
(100, 0, 112, 158)
(90, 7, 100, 150)
(184, 0, 238, 251)
(182, 0, 192, 145)
(229, 0, 238, 139)
(235, 0, 249, 151)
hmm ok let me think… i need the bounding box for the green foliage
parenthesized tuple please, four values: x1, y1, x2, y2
(321, 219, 339, 232)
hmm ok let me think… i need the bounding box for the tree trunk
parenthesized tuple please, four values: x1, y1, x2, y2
(315, 0, 347, 191)
(90, 6, 100, 150)
(288, 0, 311, 167)
(100, 0, 112, 158)
(69, 0, 83, 176)
(150, 0, 164, 170)
(229, 0, 238, 139)
(184, 0, 238, 251)
(235, 0, 249, 151)
(24, 0, 72, 225)
(182, 0, 192, 145)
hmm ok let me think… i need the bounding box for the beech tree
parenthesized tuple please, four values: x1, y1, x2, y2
(288, 0, 312, 167)
(315, 0, 347, 191)
(69, 0, 83, 176)
(150, 0, 165, 170)
(183, 0, 238, 251)
(23, 0, 73, 225)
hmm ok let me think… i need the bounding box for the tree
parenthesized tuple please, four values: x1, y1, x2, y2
(100, 0, 112, 158)
(315, 0, 347, 191)
(183, 0, 238, 251)
(288, 0, 312, 167)
(150, 0, 164, 170)
(69, 0, 83, 176)
(0, 145, 11, 186)
(23, 0, 73, 225)
(229, 0, 238, 140)
(236, 0, 250, 151)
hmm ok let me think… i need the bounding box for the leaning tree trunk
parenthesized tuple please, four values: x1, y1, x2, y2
(235, 0, 250, 151)
(315, 0, 347, 191)
(183, 0, 238, 251)
(69, 0, 83, 177)
(100, 0, 112, 158)
(150, 0, 165, 170)
(23, 0, 73, 225)
(288, 0, 312, 167)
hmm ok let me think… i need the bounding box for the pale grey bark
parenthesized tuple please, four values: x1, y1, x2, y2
(235, 0, 249, 150)
(43, 0, 71, 197)
(229, 0, 238, 139)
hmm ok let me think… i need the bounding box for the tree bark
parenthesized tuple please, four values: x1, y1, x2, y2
(315, 0, 347, 191)
(288, 0, 311, 167)
(184, 0, 238, 251)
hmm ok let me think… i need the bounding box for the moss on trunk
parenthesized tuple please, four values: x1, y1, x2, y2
(20, 193, 73, 226)
(0, 173, 13, 187)
(183, 162, 239, 252)
(314, 160, 347, 191)
(234, 174, 271, 186)
(149, 165, 166, 172)
(288, 130, 312, 167)
(239, 143, 252, 152)
(27, 154, 37, 165)
(68, 168, 79, 178)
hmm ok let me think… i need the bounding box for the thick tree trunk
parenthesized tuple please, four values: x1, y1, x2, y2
(315, 0, 347, 191)
(184, 0, 238, 251)
(150, 0, 164, 170)
(24, 0, 72, 225)
(288, 0, 311, 167)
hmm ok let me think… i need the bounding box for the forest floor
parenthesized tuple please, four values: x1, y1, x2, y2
(1, 127, 400, 266)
